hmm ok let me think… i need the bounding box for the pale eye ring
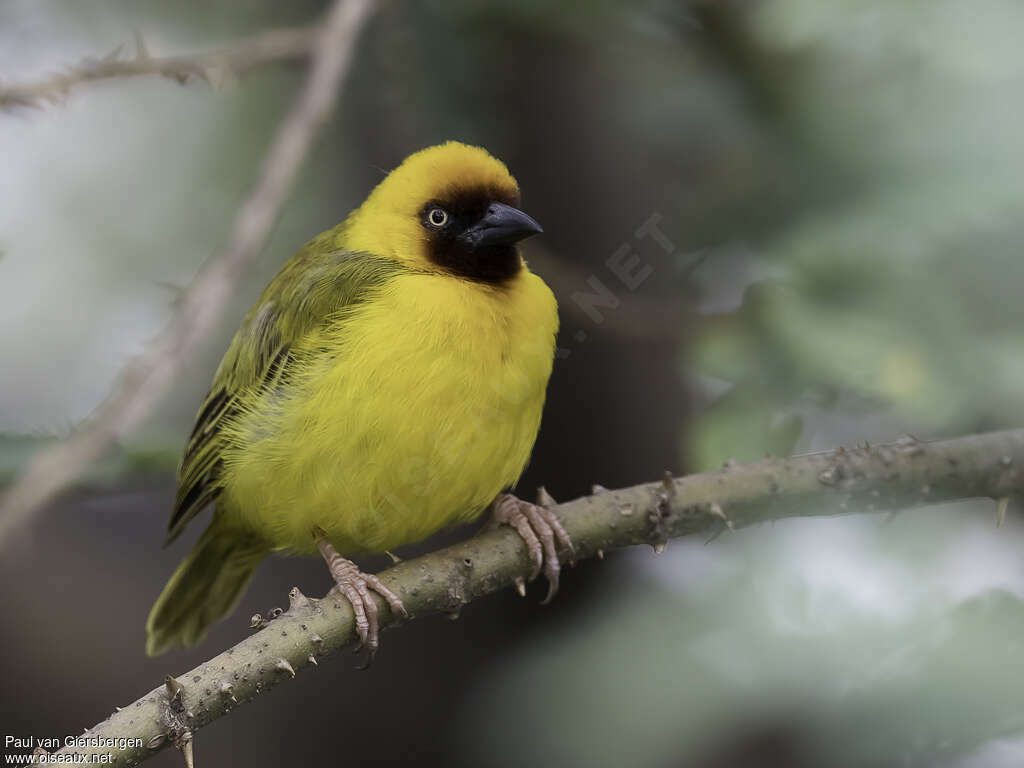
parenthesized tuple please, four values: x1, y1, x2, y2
(428, 207, 449, 227)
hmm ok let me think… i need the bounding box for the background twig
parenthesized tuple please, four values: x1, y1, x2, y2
(47, 429, 1024, 766)
(0, 27, 319, 110)
(0, 0, 377, 546)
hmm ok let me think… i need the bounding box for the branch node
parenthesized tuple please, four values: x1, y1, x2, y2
(649, 481, 675, 550)
(160, 675, 194, 759)
(250, 607, 283, 630)
(818, 466, 840, 486)
(217, 682, 236, 704)
(287, 586, 315, 613)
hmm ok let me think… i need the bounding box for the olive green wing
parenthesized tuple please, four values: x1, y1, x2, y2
(165, 247, 405, 544)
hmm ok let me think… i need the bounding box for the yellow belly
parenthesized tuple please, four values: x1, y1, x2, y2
(219, 268, 558, 554)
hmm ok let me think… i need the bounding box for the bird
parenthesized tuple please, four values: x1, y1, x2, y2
(146, 141, 572, 657)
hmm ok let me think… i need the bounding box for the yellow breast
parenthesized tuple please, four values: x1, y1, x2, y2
(220, 267, 558, 554)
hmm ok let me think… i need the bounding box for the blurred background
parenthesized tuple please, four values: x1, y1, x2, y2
(3, 1, 1024, 765)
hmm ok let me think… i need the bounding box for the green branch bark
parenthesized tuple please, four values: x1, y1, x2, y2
(43, 429, 1023, 766)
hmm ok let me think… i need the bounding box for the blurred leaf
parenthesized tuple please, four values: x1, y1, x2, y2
(686, 0, 1024, 461)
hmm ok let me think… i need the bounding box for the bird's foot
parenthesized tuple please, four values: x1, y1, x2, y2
(489, 489, 575, 604)
(313, 527, 407, 666)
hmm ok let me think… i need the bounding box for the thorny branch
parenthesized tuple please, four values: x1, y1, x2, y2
(0, 0, 377, 546)
(0, 27, 319, 110)
(42, 429, 1024, 766)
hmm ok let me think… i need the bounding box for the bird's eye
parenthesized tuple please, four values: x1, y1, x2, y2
(427, 208, 449, 228)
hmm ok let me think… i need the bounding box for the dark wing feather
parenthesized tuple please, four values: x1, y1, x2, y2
(164, 245, 406, 544)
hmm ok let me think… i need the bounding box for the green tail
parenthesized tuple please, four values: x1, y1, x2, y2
(146, 521, 267, 656)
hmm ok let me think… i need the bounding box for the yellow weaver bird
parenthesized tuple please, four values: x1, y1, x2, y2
(147, 142, 571, 657)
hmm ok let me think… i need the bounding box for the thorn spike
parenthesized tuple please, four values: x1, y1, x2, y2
(133, 29, 151, 61)
(997, 497, 1009, 528)
(164, 675, 184, 699)
(288, 586, 312, 612)
(515, 577, 527, 597)
(180, 733, 195, 768)
(101, 44, 124, 63)
(709, 502, 733, 529)
(536, 485, 556, 507)
(275, 658, 296, 678)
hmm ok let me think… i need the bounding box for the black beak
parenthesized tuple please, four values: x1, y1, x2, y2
(458, 202, 543, 248)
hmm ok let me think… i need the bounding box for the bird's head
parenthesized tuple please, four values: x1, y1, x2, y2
(339, 142, 542, 284)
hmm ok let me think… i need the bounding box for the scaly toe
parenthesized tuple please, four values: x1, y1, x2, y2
(315, 532, 400, 661)
(492, 494, 543, 579)
(363, 572, 408, 620)
(490, 493, 574, 603)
